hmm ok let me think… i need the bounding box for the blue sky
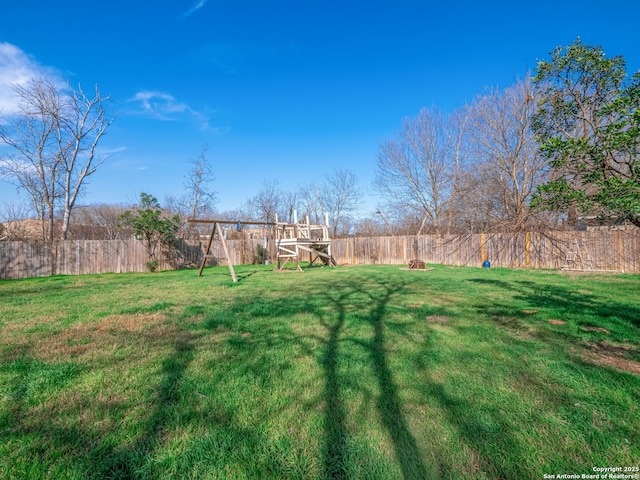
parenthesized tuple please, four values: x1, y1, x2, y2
(1, 0, 639, 216)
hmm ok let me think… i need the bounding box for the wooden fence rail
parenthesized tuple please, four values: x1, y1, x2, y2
(1, 230, 639, 280)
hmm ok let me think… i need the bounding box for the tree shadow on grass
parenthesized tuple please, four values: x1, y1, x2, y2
(363, 284, 430, 480)
(409, 275, 640, 477)
(97, 334, 196, 479)
(469, 277, 640, 330)
(3, 268, 434, 478)
(195, 270, 432, 479)
(469, 277, 640, 374)
(195, 291, 349, 477)
(415, 320, 640, 478)
(314, 278, 430, 480)
(317, 292, 349, 479)
(419, 379, 536, 479)
(0, 325, 208, 479)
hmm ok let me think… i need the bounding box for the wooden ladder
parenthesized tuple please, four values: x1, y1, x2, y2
(562, 239, 594, 271)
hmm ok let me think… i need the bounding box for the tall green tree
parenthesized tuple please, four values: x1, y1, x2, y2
(118, 193, 181, 271)
(531, 38, 640, 227)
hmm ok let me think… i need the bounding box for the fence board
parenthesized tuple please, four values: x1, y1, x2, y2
(1, 230, 639, 280)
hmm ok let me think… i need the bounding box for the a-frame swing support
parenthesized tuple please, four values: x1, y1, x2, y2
(190, 219, 276, 283)
(196, 222, 237, 282)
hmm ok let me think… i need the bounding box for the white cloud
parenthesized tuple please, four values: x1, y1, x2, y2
(0, 156, 37, 176)
(128, 91, 227, 130)
(95, 146, 127, 157)
(0, 158, 12, 174)
(181, 0, 208, 18)
(127, 90, 228, 133)
(0, 43, 59, 114)
(128, 90, 197, 120)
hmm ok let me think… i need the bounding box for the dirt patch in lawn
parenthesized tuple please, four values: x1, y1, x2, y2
(2, 315, 58, 335)
(579, 341, 640, 376)
(580, 325, 610, 334)
(95, 312, 167, 333)
(426, 315, 449, 324)
(30, 312, 170, 361)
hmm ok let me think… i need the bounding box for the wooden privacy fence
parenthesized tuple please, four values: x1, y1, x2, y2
(1, 230, 639, 279)
(0, 237, 270, 279)
(333, 230, 640, 272)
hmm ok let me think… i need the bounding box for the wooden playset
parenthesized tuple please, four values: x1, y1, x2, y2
(188, 210, 335, 282)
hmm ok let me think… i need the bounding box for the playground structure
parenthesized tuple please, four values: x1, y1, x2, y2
(188, 210, 335, 283)
(273, 211, 336, 270)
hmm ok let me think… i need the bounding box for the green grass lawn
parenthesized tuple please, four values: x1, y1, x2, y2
(0, 264, 639, 479)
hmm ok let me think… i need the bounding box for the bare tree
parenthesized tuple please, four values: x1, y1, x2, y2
(353, 216, 387, 236)
(0, 78, 63, 241)
(323, 168, 360, 237)
(58, 84, 113, 239)
(453, 168, 504, 233)
(185, 144, 216, 220)
(69, 203, 128, 239)
(279, 190, 299, 223)
(0, 202, 34, 240)
(166, 144, 217, 239)
(374, 107, 466, 234)
(463, 76, 549, 231)
(298, 169, 360, 236)
(0, 77, 113, 240)
(300, 183, 325, 225)
(243, 180, 282, 223)
(445, 109, 469, 233)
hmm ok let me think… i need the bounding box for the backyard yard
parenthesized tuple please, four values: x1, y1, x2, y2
(0, 264, 638, 479)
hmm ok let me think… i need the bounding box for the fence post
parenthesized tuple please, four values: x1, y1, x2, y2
(618, 232, 624, 272)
